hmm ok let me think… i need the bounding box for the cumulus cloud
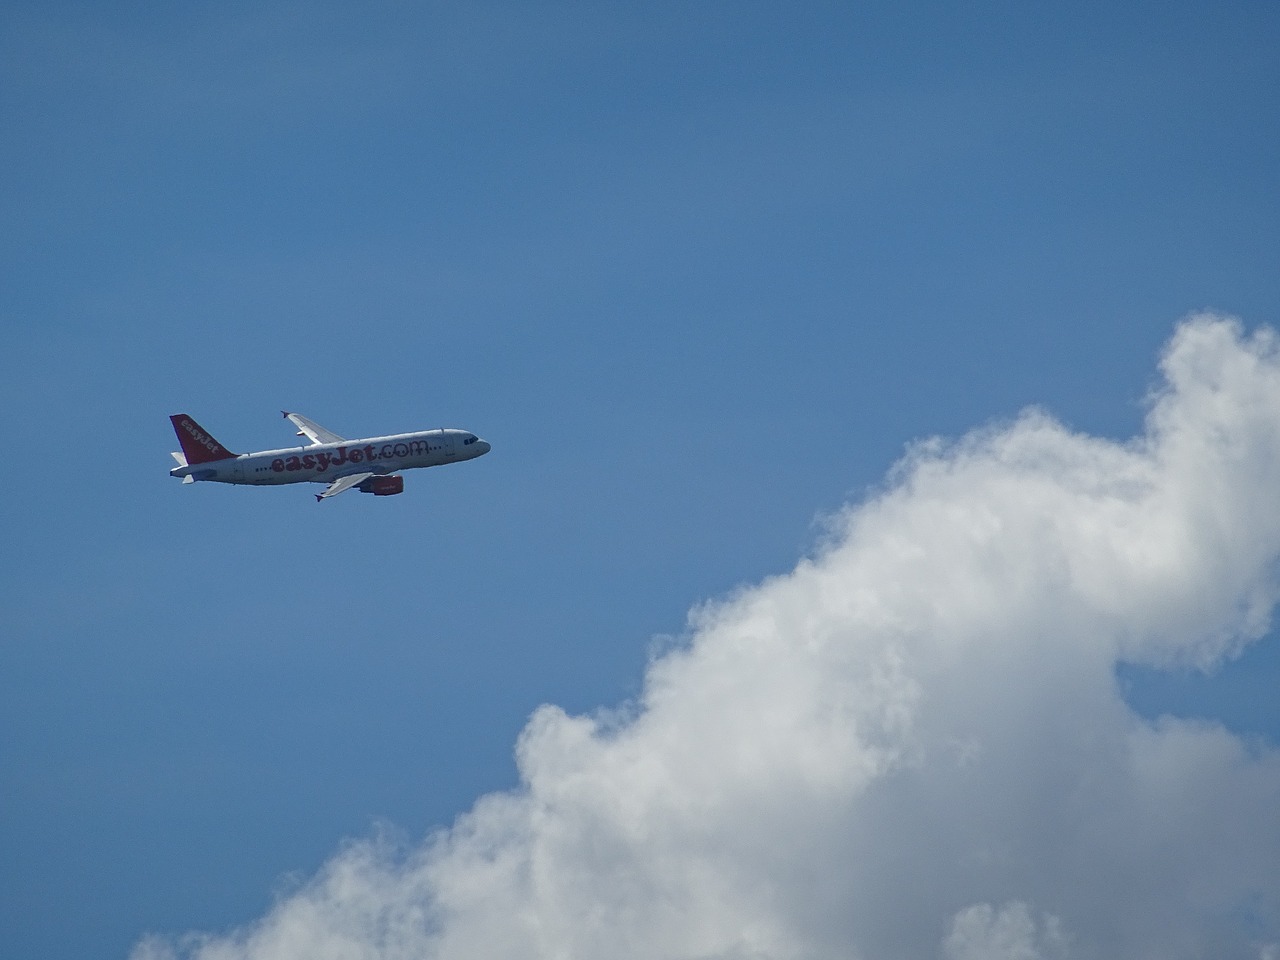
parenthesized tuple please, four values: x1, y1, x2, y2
(135, 315, 1280, 960)
(943, 902, 1068, 960)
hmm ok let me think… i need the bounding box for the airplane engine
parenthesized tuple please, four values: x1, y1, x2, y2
(359, 475, 404, 496)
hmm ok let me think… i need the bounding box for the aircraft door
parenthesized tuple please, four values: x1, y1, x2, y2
(443, 431, 456, 459)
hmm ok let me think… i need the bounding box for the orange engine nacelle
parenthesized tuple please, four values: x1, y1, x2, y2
(359, 475, 404, 496)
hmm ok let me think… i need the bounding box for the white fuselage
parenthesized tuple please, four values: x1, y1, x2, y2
(170, 428, 490, 486)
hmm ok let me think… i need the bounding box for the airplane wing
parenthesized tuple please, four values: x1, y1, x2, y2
(315, 472, 374, 502)
(282, 411, 346, 446)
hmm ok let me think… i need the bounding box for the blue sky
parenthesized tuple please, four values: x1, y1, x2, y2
(2, 3, 1279, 958)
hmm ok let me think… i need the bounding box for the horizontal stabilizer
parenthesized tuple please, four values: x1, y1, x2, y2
(171, 451, 188, 467)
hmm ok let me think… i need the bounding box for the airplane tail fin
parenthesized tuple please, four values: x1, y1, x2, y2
(169, 414, 239, 464)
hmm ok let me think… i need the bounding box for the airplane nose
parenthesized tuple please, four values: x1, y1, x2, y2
(477, 439, 491, 455)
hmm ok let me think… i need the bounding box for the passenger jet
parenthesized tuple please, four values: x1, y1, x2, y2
(169, 411, 490, 501)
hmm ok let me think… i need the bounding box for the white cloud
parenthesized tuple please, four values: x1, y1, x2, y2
(135, 314, 1280, 959)
(943, 902, 1068, 960)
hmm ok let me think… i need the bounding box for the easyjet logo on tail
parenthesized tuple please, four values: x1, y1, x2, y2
(182, 419, 221, 454)
(170, 414, 236, 464)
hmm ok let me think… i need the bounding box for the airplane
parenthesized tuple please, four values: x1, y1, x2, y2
(169, 411, 490, 501)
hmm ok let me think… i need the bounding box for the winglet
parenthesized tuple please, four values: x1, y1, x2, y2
(316, 493, 324, 502)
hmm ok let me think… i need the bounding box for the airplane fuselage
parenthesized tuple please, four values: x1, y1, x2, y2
(170, 428, 489, 486)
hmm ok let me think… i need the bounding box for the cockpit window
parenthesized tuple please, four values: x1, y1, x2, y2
(463, 435, 477, 445)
